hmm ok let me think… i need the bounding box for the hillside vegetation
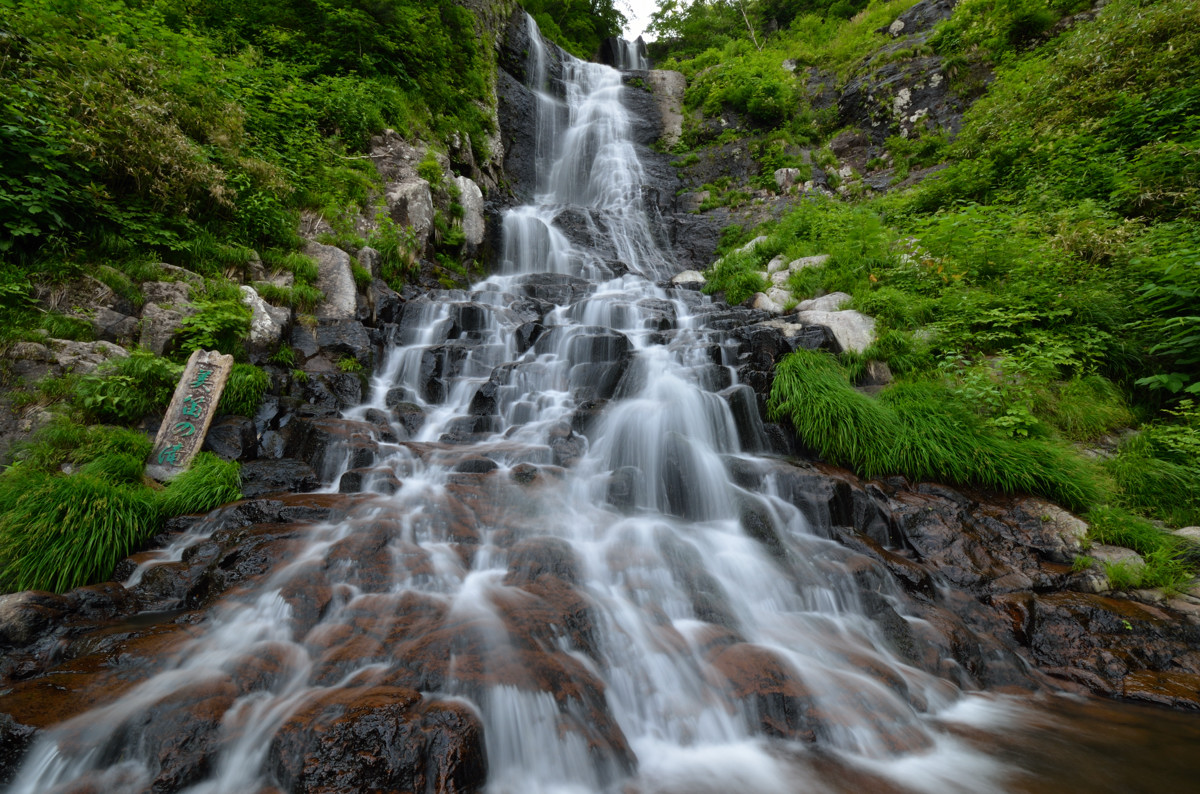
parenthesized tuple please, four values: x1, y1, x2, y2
(656, 0, 1200, 588)
(0, 0, 623, 594)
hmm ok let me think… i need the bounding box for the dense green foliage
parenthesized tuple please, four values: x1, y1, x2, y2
(0, 0, 494, 292)
(76, 351, 183, 424)
(0, 422, 240, 593)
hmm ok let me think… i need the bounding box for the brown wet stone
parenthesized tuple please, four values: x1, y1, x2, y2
(312, 632, 387, 684)
(493, 578, 599, 660)
(0, 619, 202, 730)
(710, 642, 818, 741)
(223, 641, 306, 696)
(1122, 670, 1200, 710)
(112, 677, 239, 791)
(268, 687, 485, 794)
(504, 536, 581, 585)
(324, 526, 396, 592)
(276, 561, 333, 635)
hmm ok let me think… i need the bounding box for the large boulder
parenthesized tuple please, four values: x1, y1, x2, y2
(839, 56, 966, 146)
(304, 241, 357, 321)
(138, 280, 195, 356)
(455, 175, 486, 253)
(793, 309, 876, 354)
(386, 179, 435, 253)
(268, 688, 487, 794)
(240, 285, 290, 359)
(89, 307, 139, 345)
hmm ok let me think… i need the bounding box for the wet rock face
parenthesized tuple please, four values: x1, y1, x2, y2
(4, 456, 1200, 791)
(269, 688, 487, 794)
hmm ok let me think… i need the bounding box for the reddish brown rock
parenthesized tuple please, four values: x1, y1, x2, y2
(268, 687, 486, 794)
(710, 642, 819, 741)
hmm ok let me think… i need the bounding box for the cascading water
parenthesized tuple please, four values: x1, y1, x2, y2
(10, 17, 1200, 794)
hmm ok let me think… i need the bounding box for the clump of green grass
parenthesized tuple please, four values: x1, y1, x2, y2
(0, 467, 161, 593)
(1047, 375, 1133, 441)
(219, 363, 271, 417)
(1104, 435, 1200, 528)
(155, 451, 242, 519)
(0, 421, 241, 593)
(768, 349, 1102, 509)
(1085, 506, 1194, 593)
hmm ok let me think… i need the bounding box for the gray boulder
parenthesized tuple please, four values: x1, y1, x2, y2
(840, 56, 965, 145)
(141, 280, 191, 307)
(139, 302, 191, 356)
(455, 175, 486, 252)
(305, 241, 356, 320)
(386, 179, 434, 253)
(240, 285, 290, 356)
(795, 292, 852, 313)
(89, 307, 138, 344)
(794, 309, 876, 353)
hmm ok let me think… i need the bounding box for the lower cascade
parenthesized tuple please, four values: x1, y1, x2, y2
(5, 18, 1200, 794)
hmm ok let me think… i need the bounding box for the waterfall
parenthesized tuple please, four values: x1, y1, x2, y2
(2, 17, 1130, 794)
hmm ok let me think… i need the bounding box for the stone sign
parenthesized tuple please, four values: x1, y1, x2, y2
(145, 349, 235, 481)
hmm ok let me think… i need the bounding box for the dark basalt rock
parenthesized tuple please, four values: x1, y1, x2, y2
(282, 417, 382, 480)
(839, 55, 968, 146)
(0, 712, 36, 785)
(338, 467, 403, 495)
(239, 458, 321, 499)
(453, 456, 499, 474)
(547, 422, 585, 468)
(384, 397, 427, 437)
(202, 415, 258, 462)
(366, 279, 405, 325)
(519, 273, 595, 306)
(0, 591, 71, 649)
(878, 0, 959, 38)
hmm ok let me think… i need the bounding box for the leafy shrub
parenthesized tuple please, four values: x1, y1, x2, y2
(76, 351, 182, 423)
(42, 313, 94, 342)
(417, 150, 444, 187)
(703, 250, 768, 305)
(370, 214, 419, 291)
(177, 298, 251, 357)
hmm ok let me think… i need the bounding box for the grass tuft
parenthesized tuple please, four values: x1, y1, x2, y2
(0, 422, 241, 594)
(768, 349, 1102, 510)
(219, 363, 271, 417)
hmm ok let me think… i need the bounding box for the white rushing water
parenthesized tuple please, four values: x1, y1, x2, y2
(6, 17, 1016, 794)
